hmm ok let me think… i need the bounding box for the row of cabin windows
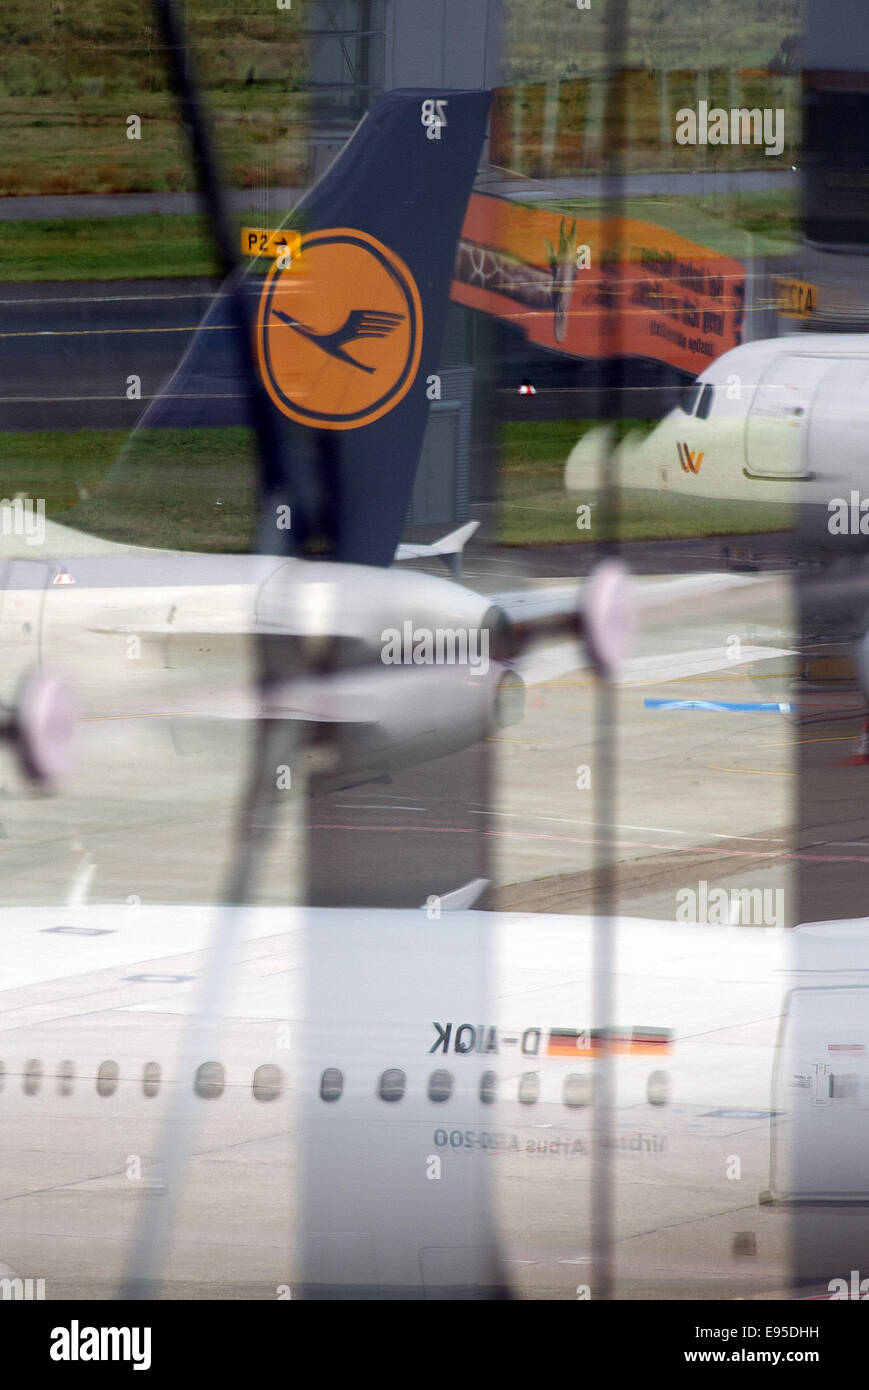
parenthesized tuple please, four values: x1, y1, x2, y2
(358, 1069, 669, 1107)
(0, 1062, 671, 1108)
(0, 1060, 282, 1103)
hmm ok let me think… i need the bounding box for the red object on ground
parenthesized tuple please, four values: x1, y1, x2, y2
(846, 719, 869, 764)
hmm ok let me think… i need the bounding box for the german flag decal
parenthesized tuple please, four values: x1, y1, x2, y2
(546, 1027, 673, 1058)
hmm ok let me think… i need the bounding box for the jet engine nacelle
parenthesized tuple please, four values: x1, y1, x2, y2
(264, 661, 525, 791)
(255, 559, 502, 676)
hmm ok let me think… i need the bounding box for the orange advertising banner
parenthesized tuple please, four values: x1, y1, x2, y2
(451, 193, 746, 375)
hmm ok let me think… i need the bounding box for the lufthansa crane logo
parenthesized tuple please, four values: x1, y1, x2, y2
(256, 227, 423, 430)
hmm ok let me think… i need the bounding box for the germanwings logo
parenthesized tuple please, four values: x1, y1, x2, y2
(677, 442, 704, 473)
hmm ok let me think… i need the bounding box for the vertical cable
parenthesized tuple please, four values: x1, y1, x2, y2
(123, 0, 299, 1298)
(591, 0, 629, 1305)
(150, 0, 292, 537)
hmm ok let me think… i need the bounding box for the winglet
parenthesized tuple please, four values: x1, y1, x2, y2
(420, 877, 490, 912)
(395, 519, 480, 578)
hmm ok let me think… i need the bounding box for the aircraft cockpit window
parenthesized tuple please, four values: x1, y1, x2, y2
(194, 1061, 226, 1100)
(252, 1064, 283, 1103)
(143, 1062, 161, 1099)
(518, 1073, 540, 1105)
(320, 1068, 344, 1102)
(695, 384, 714, 420)
(480, 1071, 497, 1105)
(563, 1072, 592, 1108)
(427, 1069, 453, 1103)
(378, 1069, 406, 1103)
(679, 384, 701, 415)
(97, 1061, 120, 1098)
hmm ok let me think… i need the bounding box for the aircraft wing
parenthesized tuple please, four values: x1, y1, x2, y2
(496, 570, 789, 686)
(86, 571, 790, 706)
(509, 640, 796, 688)
(495, 570, 761, 629)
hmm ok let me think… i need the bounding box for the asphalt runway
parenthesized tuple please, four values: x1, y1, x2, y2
(0, 272, 648, 433)
(0, 169, 796, 223)
(0, 255, 779, 432)
(0, 278, 224, 432)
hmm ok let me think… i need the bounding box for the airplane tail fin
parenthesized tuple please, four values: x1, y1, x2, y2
(103, 91, 489, 564)
(262, 88, 491, 565)
(74, 89, 490, 561)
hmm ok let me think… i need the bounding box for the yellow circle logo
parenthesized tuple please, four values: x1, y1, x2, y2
(256, 228, 423, 430)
